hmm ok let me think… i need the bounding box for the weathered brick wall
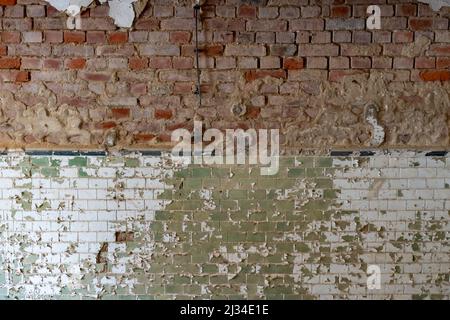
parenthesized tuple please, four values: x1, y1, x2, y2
(0, 0, 449, 150)
(0, 152, 449, 299)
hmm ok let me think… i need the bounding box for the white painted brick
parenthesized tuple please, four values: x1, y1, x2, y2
(436, 168, 450, 177)
(88, 221, 108, 232)
(0, 200, 12, 209)
(1, 169, 24, 178)
(88, 179, 108, 189)
(78, 232, 97, 242)
(399, 168, 418, 178)
(59, 232, 78, 242)
(425, 200, 444, 210)
(426, 179, 446, 189)
(87, 200, 106, 210)
(407, 179, 426, 189)
(97, 168, 117, 178)
(70, 178, 89, 189)
(426, 158, 446, 168)
(59, 168, 79, 178)
(78, 189, 98, 200)
(417, 168, 437, 178)
(126, 178, 146, 188)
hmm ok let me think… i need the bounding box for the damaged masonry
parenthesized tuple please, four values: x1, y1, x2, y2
(0, 0, 449, 302)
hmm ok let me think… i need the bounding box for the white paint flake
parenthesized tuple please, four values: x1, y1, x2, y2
(44, 0, 148, 28)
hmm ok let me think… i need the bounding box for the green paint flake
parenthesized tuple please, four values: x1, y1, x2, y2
(32, 157, 50, 167)
(125, 158, 140, 167)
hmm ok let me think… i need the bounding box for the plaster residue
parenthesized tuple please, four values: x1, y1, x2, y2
(364, 104, 385, 147)
(44, 0, 149, 28)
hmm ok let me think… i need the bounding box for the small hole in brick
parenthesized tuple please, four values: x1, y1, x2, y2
(115, 231, 134, 242)
(232, 104, 246, 117)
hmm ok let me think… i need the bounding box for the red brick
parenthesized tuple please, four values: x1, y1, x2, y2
(260, 56, 280, 69)
(307, 57, 328, 69)
(46, 5, 58, 17)
(329, 70, 368, 82)
(298, 44, 339, 56)
(43, 58, 62, 70)
(409, 18, 433, 30)
(247, 20, 287, 32)
(130, 83, 147, 96)
(1, 31, 20, 43)
(331, 6, 351, 18)
(66, 58, 86, 70)
(44, 30, 63, 43)
(290, 19, 324, 31)
(173, 82, 193, 94)
(64, 31, 86, 44)
(283, 58, 304, 70)
(393, 57, 413, 69)
(238, 5, 256, 19)
(161, 18, 195, 31)
(415, 57, 435, 69)
(15, 71, 30, 82)
(244, 70, 286, 82)
(129, 57, 148, 71)
(246, 106, 261, 119)
(155, 134, 170, 143)
(135, 18, 160, 31)
(437, 57, 450, 69)
(329, 57, 350, 69)
(372, 57, 392, 69)
(0, 45, 6, 56)
(134, 134, 156, 142)
(96, 121, 117, 130)
(87, 31, 106, 44)
(111, 108, 131, 119)
(0, 0, 16, 5)
(224, 45, 266, 57)
(205, 45, 224, 57)
(393, 31, 413, 43)
(419, 70, 450, 81)
(21, 57, 41, 69)
(26, 5, 45, 17)
(0, 57, 20, 69)
(170, 31, 191, 44)
(155, 109, 173, 120)
(428, 45, 450, 56)
(351, 57, 371, 69)
(149, 57, 172, 69)
(396, 4, 417, 16)
(172, 57, 193, 69)
(79, 72, 112, 82)
(108, 32, 128, 44)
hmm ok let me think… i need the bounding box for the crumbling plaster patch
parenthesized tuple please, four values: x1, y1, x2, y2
(1, 72, 449, 151)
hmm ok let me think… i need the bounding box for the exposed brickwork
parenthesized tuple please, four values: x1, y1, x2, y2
(0, 0, 449, 150)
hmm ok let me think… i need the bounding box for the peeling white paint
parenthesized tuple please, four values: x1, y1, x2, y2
(417, 0, 450, 11)
(44, 0, 149, 28)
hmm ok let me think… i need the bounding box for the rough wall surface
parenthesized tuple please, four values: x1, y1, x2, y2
(0, 152, 449, 299)
(0, 0, 449, 151)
